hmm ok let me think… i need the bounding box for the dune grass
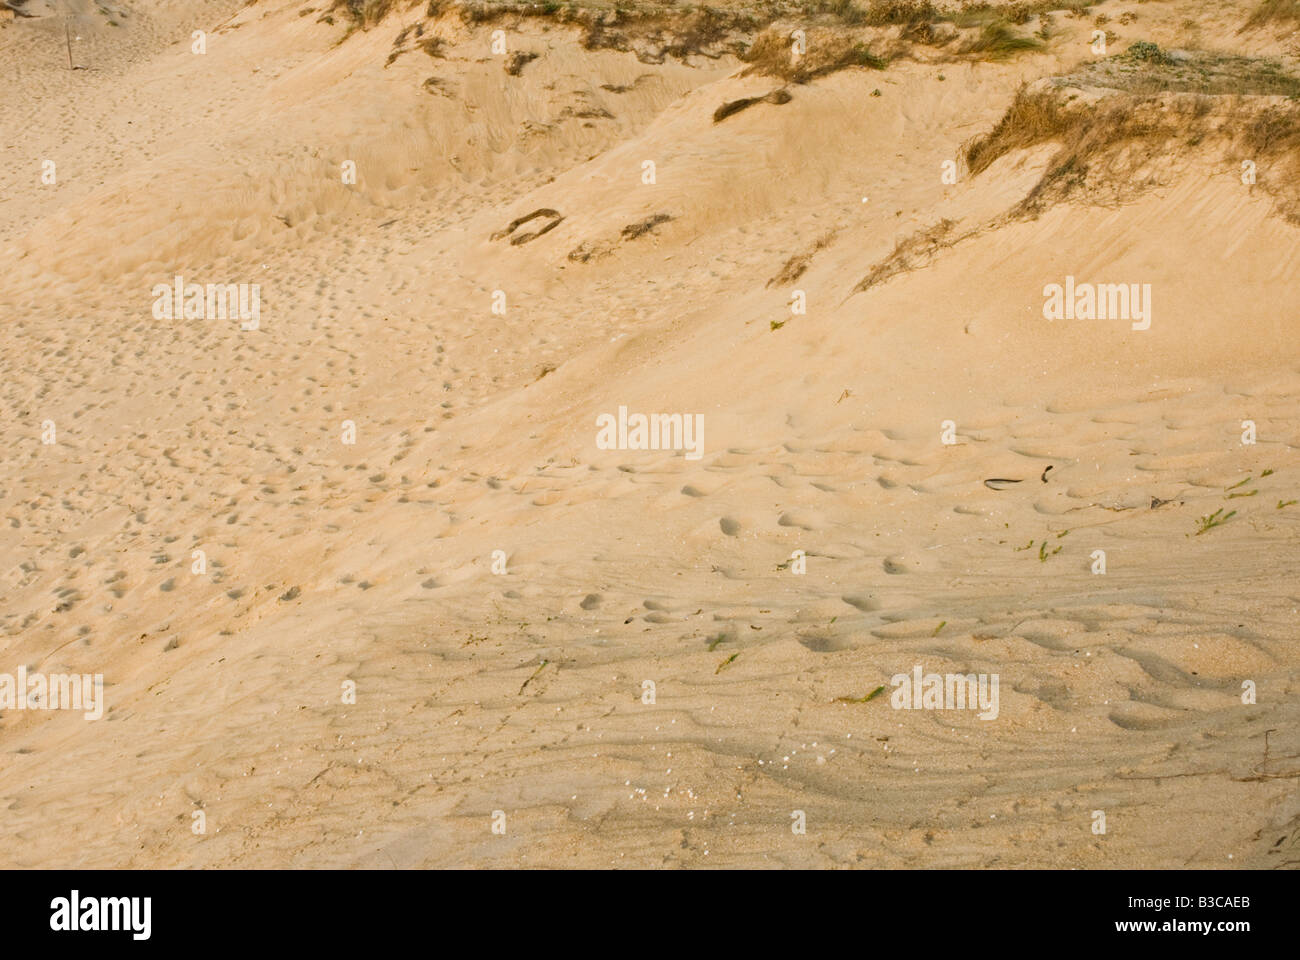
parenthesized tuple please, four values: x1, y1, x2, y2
(323, 0, 409, 30)
(742, 29, 893, 82)
(964, 41, 1300, 220)
(1057, 43, 1300, 97)
(852, 219, 958, 294)
(327, 0, 1075, 70)
(962, 21, 1043, 58)
(966, 88, 1211, 212)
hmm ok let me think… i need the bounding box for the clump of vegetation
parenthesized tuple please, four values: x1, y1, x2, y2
(742, 29, 894, 82)
(964, 67, 1300, 221)
(572, 5, 761, 64)
(1128, 40, 1171, 64)
(970, 89, 1195, 212)
(323, 0, 405, 31)
(1083, 47, 1300, 97)
(328, 0, 1095, 82)
(962, 21, 1043, 59)
(861, 0, 942, 38)
(818, 0, 868, 26)
(504, 50, 538, 75)
(385, 14, 441, 62)
(661, 6, 752, 59)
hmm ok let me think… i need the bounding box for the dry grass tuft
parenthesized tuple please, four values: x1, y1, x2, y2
(852, 219, 957, 293)
(965, 85, 1074, 177)
(505, 50, 538, 74)
(323, 0, 410, 30)
(767, 230, 837, 287)
(336, 0, 1079, 70)
(742, 28, 893, 82)
(966, 87, 1215, 213)
(961, 21, 1043, 58)
(965, 68, 1300, 221)
(621, 212, 673, 240)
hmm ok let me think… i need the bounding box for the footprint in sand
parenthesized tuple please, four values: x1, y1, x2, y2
(796, 630, 852, 653)
(1107, 705, 1179, 731)
(642, 598, 676, 622)
(719, 516, 741, 536)
(777, 511, 818, 531)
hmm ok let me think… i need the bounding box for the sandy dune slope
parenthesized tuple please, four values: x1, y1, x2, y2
(1, 0, 1297, 867)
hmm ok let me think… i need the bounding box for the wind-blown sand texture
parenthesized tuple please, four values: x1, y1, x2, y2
(1, 0, 1297, 867)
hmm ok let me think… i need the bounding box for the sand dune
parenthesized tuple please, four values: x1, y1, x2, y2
(1, 0, 1297, 867)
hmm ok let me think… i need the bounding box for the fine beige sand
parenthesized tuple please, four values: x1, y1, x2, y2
(1, 0, 1297, 867)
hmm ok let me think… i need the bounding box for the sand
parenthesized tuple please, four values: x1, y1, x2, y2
(0, 0, 1297, 867)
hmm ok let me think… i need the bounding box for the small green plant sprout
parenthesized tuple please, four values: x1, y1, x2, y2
(715, 652, 739, 674)
(1262, 468, 1274, 477)
(770, 319, 786, 331)
(518, 659, 548, 694)
(1195, 508, 1236, 535)
(1279, 499, 1297, 509)
(1227, 488, 1258, 500)
(1039, 540, 1062, 561)
(1226, 475, 1252, 490)
(1014, 539, 1034, 551)
(835, 684, 886, 704)
(931, 620, 946, 637)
